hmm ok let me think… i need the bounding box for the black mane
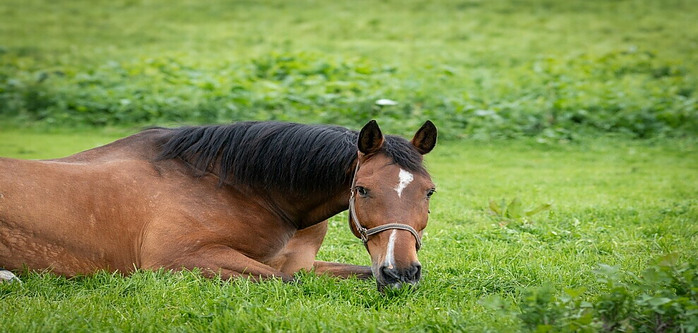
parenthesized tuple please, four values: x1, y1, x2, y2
(155, 121, 425, 194)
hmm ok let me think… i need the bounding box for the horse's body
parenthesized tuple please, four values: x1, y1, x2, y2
(0, 130, 169, 275)
(0, 121, 436, 290)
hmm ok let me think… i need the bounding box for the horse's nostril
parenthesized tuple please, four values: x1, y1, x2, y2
(380, 263, 422, 285)
(380, 266, 400, 283)
(407, 263, 422, 281)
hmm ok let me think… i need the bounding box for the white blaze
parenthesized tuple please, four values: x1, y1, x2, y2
(385, 230, 397, 269)
(395, 169, 414, 198)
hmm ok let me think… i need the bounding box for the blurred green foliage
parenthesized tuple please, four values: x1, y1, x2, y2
(1, 0, 696, 139)
(2, 50, 696, 139)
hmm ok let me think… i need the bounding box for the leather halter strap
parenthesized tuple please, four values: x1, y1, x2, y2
(348, 159, 422, 251)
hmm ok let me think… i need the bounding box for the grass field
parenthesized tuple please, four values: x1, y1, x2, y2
(2, 0, 698, 331)
(1, 131, 697, 331)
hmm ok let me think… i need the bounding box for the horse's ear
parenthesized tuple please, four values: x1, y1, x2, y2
(358, 120, 384, 155)
(411, 120, 437, 155)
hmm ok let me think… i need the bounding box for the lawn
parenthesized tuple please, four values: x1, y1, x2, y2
(1, 130, 696, 331)
(1, 0, 697, 331)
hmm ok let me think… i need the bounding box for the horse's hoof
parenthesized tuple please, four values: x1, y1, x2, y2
(0, 270, 21, 284)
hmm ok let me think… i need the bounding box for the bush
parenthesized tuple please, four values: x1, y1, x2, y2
(511, 254, 698, 332)
(1, 50, 696, 139)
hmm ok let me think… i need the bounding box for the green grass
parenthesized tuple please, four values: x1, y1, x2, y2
(2, 0, 697, 330)
(1, 130, 696, 331)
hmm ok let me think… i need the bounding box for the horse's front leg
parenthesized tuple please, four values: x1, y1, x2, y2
(266, 221, 373, 279)
(312, 261, 372, 279)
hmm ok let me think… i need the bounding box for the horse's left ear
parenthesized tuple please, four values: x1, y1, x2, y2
(411, 120, 437, 155)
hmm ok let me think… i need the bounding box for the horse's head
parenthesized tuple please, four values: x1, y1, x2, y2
(349, 120, 437, 291)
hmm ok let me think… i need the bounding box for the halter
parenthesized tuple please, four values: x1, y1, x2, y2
(348, 158, 423, 251)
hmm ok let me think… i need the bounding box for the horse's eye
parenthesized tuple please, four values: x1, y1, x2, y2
(355, 186, 369, 197)
(426, 188, 436, 199)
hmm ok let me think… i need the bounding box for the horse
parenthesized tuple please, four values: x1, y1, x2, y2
(0, 120, 437, 291)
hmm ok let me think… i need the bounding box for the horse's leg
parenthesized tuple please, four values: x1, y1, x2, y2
(266, 221, 328, 275)
(266, 221, 373, 279)
(312, 261, 372, 279)
(0, 269, 21, 283)
(142, 244, 294, 282)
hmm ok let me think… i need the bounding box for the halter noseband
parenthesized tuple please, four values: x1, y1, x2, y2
(348, 159, 423, 251)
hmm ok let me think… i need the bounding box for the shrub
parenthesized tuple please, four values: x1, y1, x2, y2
(513, 254, 698, 332)
(1, 50, 696, 139)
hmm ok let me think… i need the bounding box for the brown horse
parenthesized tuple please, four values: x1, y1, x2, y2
(0, 120, 436, 291)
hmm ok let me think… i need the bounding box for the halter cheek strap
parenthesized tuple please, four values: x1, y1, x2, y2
(348, 159, 423, 251)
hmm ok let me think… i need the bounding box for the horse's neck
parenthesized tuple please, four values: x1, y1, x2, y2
(259, 182, 352, 230)
(302, 186, 353, 228)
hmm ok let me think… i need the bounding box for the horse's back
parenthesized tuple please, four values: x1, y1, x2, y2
(0, 130, 172, 275)
(47, 127, 170, 164)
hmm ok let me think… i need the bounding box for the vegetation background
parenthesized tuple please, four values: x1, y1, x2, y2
(1, 0, 696, 331)
(1, 0, 696, 139)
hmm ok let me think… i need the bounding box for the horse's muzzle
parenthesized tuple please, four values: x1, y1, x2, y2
(376, 262, 421, 291)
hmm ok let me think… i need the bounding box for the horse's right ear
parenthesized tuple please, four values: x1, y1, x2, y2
(358, 120, 384, 155)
